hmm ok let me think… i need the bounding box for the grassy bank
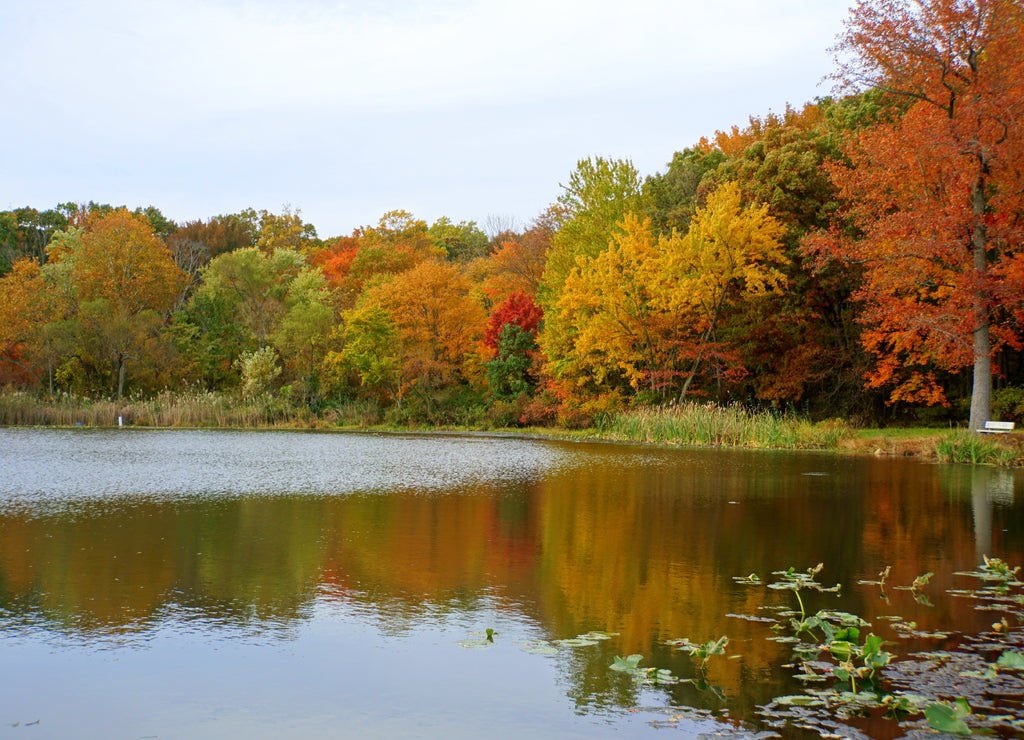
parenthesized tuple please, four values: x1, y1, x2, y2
(595, 404, 854, 450)
(0, 389, 325, 429)
(2, 391, 1021, 466)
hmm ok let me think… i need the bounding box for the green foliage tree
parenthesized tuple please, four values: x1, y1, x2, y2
(0, 206, 69, 275)
(330, 300, 403, 404)
(487, 324, 538, 401)
(177, 248, 335, 394)
(429, 217, 489, 262)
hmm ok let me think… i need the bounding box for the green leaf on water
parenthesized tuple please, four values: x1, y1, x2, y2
(925, 701, 972, 736)
(835, 626, 861, 644)
(863, 633, 884, 657)
(996, 650, 1024, 670)
(774, 694, 824, 707)
(829, 640, 854, 661)
(611, 654, 644, 671)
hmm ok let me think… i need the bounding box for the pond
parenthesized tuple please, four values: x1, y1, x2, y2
(0, 428, 1022, 738)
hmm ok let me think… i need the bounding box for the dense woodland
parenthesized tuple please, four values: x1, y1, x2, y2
(2, 0, 1024, 429)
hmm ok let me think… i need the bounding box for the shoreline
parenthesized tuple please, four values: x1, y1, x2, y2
(3, 420, 1018, 466)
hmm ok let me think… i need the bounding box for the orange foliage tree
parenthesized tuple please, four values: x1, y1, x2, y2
(479, 206, 562, 304)
(810, 0, 1024, 427)
(0, 260, 53, 386)
(52, 210, 187, 396)
(342, 260, 487, 405)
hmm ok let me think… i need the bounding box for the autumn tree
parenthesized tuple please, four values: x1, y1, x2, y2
(0, 260, 54, 386)
(176, 247, 336, 394)
(484, 292, 543, 400)
(688, 98, 891, 408)
(342, 211, 446, 303)
(657, 183, 788, 399)
(813, 0, 1024, 428)
(479, 206, 562, 304)
(47, 210, 187, 397)
(248, 207, 319, 254)
(0, 206, 69, 274)
(342, 260, 486, 407)
(551, 214, 673, 396)
(538, 159, 647, 384)
(547, 184, 787, 401)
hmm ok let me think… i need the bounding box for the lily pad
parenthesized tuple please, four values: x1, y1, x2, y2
(925, 700, 972, 736)
(773, 694, 825, 707)
(610, 654, 644, 671)
(997, 650, 1024, 670)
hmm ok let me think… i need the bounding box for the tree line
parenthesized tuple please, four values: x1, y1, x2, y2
(2, 0, 1023, 428)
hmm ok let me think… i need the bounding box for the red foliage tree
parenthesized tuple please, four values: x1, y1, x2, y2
(809, 0, 1024, 427)
(483, 291, 543, 355)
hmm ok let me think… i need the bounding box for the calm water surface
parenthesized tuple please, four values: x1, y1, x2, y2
(0, 429, 1021, 739)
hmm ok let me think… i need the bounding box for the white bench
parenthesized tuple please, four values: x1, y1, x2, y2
(978, 421, 1015, 434)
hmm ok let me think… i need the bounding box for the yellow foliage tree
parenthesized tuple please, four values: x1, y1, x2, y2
(544, 183, 788, 401)
(654, 181, 788, 398)
(554, 214, 672, 393)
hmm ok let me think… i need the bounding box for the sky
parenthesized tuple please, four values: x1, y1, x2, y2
(2, 0, 855, 239)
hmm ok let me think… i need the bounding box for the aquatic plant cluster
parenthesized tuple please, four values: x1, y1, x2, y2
(462, 558, 1024, 737)
(724, 560, 1024, 737)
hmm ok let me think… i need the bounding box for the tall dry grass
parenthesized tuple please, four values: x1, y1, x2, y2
(0, 390, 320, 428)
(602, 403, 854, 450)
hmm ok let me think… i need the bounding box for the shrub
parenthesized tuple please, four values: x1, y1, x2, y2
(992, 387, 1024, 424)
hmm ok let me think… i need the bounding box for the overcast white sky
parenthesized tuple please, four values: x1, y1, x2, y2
(2, 0, 854, 238)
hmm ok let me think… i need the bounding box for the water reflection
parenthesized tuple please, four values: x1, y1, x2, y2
(1, 430, 1022, 737)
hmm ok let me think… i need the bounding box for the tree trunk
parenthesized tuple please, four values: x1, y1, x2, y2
(969, 321, 992, 431)
(968, 176, 992, 432)
(117, 354, 127, 400)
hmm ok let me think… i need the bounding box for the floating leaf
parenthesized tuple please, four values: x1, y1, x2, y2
(610, 654, 644, 671)
(774, 694, 824, 707)
(996, 650, 1024, 670)
(925, 701, 971, 736)
(520, 644, 559, 656)
(553, 637, 598, 647)
(819, 611, 871, 627)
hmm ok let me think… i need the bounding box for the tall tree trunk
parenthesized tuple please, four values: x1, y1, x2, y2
(970, 321, 991, 431)
(117, 353, 127, 400)
(968, 176, 991, 432)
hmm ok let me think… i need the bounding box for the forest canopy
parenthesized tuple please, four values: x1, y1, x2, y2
(3, 0, 1023, 429)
